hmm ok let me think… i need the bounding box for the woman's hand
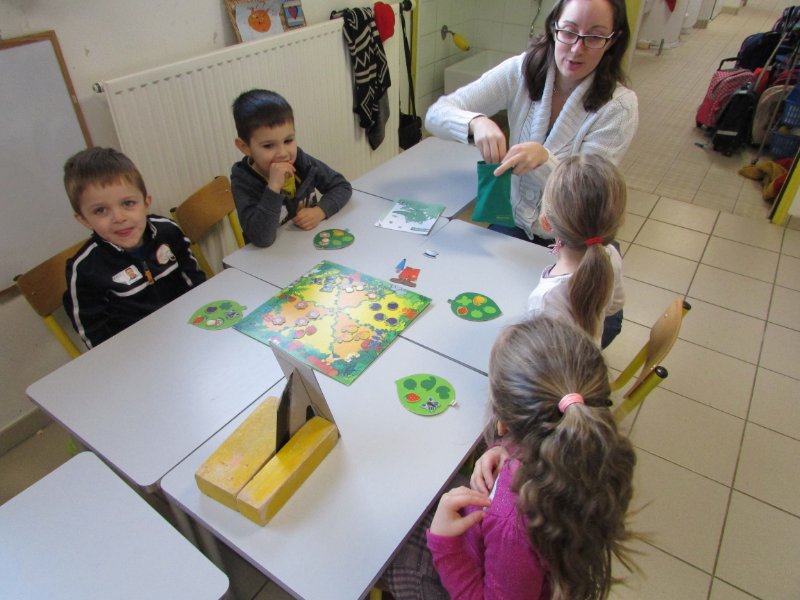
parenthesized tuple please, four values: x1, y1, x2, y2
(493, 142, 549, 177)
(293, 205, 325, 230)
(430, 486, 491, 537)
(470, 116, 507, 164)
(470, 445, 509, 494)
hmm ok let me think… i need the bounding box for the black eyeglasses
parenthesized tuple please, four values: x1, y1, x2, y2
(553, 27, 616, 49)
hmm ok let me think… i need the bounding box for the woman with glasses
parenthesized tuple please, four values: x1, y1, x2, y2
(425, 0, 637, 246)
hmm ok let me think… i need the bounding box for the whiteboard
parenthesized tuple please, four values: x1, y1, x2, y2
(0, 31, 92, 288)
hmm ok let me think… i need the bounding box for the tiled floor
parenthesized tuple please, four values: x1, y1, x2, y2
(3, 1, 800, 599)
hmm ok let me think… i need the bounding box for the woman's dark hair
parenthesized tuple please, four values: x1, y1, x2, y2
(522, 0, 631, 112)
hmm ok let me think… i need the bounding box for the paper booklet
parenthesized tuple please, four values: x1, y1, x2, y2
(374, 198, 445, 235)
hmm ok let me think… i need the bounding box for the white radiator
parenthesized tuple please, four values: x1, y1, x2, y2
(100, 11, 401, 229)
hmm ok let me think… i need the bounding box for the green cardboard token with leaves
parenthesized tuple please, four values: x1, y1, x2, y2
(189, 300, 247, 330)
(396, 374, 456, 416)
(448, 292, 502, 322)
(314, 229, 354, 249)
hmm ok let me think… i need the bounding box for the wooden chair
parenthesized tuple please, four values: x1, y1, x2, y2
(170, 176, 245, 277)
(611, 297, 692, 422)
(15, 240, 88, 359)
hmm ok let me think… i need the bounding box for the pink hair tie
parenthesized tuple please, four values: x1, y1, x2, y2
(585, 237, 604, 247)
(558, 393, 584, 413)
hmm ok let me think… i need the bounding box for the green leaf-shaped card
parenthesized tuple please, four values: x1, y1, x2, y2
(396, 374, 456, 416)
(189, 300, 247, 330)
(448, 292, 502, 322)
(314, 229, 354, 249)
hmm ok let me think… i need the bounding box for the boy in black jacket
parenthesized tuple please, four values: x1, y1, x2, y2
(63, 147, 206, 349)
(231, 89, 352, 247)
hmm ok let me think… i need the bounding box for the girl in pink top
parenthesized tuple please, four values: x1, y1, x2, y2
(426, 316, 638, 599)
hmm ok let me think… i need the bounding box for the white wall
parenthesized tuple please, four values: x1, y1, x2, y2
(0, 0, 347, 149)
(415, 0, 557, 119)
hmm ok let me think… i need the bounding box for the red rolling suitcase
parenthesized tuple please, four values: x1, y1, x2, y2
(696, 59, 756, 129)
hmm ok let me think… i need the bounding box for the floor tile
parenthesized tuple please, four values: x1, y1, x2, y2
(713, 212, 784, 252)
(661, 339, 755, 418)
(633, 220, 709, 261)
(749, 368, 800, 441)
(693, 191, 737, 213)
(702, 236, 779, 282)
(654, 185, 697, 203)
(776, 253, 800, 291)
(603, 320, 650, 374)
(630, 387, 744, 485)
(610, 539, 711, 600)
(768, 285, 800, 331)
(624, 244, 698, 294)
(760, 322, 800, 379)
(618, 213, 646, 243)
(716, 492, 800, 599)
(253, 581, 294, 599)
(630, 451, 728, 573)
(217, 541, 270, 600)
(650, 197, 719, 233)
(783, 227, 800, 257)
(733, 201, 770, 221)
(708, 579, 759, 600)
(680, 297, 764, 363)
(626, 188, 659, 217)
(620, 277, 683, 328)
(688, 264, 772, 319)
(0, 423, 71, 504)
(735, 422, 800, 517)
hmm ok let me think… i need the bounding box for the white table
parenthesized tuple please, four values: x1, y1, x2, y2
(0, 452, 229, 600)
(27, 268, 284, 491)
(161, 338, 489, 600)
(351, 137, 482, 218)
(223, 190, 445, 288)
(397, 219, 553, 374)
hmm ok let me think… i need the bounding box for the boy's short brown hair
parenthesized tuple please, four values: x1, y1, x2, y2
(64, 147, 147, 214)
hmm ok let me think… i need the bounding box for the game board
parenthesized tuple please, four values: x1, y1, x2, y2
(234, 261, 432, 385)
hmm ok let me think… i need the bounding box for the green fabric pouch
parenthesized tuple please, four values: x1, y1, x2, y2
(471, 161, 514, 225)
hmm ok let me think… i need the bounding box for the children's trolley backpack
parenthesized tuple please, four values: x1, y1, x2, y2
(711, 83, 758, 155)
(696, 59, 756, 129)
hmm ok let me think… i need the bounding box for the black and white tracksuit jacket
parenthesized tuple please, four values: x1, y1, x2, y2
(63, 215, 206, 349)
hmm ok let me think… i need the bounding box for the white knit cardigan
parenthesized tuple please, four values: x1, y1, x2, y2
(425, 53, 638, 238)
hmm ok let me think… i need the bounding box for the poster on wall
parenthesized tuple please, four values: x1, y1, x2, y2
(225, 0, 306, 43)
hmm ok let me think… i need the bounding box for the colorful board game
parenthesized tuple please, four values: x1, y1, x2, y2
(234, 261, 432, 385)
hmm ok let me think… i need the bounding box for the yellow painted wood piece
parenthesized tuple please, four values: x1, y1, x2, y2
(195, 396, 279, 510)
(237, 417, 338, 525)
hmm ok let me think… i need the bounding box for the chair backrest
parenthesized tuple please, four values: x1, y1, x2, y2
(15, 239, 87, 358)
(170, 176, 245, 276)
(611, 297, 691, 421)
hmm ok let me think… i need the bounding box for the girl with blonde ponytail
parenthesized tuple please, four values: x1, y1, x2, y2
(526, 153, 626, 347)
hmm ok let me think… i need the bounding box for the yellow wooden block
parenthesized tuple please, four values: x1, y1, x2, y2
(195, 396, 280, 510)
(236, 416, 338, 525)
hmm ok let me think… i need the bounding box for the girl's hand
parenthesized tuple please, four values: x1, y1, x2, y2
(293, 205, 325, 230)
(430, 486, 491, 537)
(493, 142, 549, 177)
(469, 116, 507, 164)
(267, 161, 296, 193)
(470, 445, 509, 494)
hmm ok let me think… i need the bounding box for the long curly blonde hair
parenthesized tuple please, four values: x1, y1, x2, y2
(488, 316, 637, 599)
